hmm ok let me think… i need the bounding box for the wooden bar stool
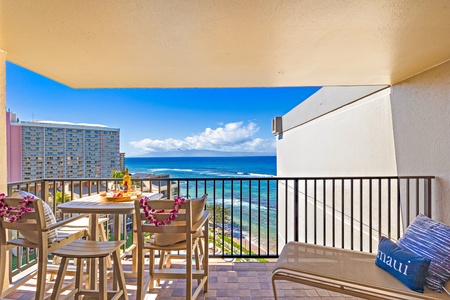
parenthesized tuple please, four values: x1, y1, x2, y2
(61, 216, 112, 269)
(51, 240, 128, 300)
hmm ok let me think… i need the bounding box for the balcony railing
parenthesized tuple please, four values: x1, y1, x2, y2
(6, 176, 434, 280)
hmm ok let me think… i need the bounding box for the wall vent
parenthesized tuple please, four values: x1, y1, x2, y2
(272, 117, 283, 135)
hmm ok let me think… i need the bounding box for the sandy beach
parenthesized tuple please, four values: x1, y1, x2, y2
(211, 225, 272, 256)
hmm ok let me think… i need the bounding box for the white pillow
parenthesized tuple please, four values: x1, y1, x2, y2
(11, 191, 58, 244)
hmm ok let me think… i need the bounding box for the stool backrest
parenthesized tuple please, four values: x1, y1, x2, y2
(135, 199, 192, 235)
(134, 195, 209, 246)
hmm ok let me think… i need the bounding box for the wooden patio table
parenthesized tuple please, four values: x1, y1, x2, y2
(57, 192, 161, 288)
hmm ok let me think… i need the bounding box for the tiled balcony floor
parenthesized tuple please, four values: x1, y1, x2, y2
(5, 258, 363, 300)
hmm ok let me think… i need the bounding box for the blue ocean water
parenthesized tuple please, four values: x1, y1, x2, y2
(126, 156, 278, 249)
(126, 156, 276, 179)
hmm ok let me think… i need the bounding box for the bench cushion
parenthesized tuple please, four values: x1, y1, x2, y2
(376, 236, 431, 292)
(272, 242, 450, 299)
(398, 214, 450, 292)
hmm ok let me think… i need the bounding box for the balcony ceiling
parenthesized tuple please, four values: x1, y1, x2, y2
(1, 1, 450, 88)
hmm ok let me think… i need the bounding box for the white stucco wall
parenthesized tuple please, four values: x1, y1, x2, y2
(276, 87, 400, 250)
(282, 85, 387, 132)
(390, 60, 450, 222)
(277, 87, 397, 177)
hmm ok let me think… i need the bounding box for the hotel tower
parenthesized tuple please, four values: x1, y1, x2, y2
(6, 112, 120, 182)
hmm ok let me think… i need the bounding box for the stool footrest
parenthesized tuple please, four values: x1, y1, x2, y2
(76, 290, 124, 298)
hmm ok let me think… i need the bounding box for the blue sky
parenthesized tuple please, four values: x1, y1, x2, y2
(6, 62, 320, 157)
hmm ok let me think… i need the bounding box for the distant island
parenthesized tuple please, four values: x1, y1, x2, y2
(136, 149, 275, 157)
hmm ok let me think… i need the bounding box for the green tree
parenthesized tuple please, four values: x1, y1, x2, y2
(206, 203, 231, 225)
(112, 169, 125, 178)
(55, 191, 71, 204)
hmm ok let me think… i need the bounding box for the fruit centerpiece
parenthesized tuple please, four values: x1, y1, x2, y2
(100, 190, 142, 202)
(101, 169, 141, 202)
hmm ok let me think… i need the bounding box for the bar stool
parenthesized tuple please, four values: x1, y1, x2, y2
(60, 216, 112, 269)
(51, 239, 128, 300)
(50, 216, 112, 283)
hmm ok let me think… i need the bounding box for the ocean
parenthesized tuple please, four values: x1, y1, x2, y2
(126, 156, 277, 251)
(125, 156, 276, 179)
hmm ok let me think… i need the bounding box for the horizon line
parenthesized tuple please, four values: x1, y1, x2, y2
(126, 155, 276, 158)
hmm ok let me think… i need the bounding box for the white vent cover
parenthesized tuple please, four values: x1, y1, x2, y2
(272, 117, 282, 135)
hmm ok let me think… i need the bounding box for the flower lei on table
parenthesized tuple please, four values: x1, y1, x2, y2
(139, 195, 185, 226)
(0, 193, 35, 223)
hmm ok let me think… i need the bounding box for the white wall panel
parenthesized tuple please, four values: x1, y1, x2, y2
(278, 88, 397, 177)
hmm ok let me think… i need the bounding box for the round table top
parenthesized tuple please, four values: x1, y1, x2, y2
(57, 193, 161, 214)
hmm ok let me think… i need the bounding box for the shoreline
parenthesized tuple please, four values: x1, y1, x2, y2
(212, 226, 274, 256)
(234, 236, 268, 255)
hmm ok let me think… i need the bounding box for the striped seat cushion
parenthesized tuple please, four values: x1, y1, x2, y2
(12, 191, 58, 243)
(397, 214, 450, 292)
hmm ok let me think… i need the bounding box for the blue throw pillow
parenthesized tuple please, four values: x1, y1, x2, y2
(375, 236, 430, 292)
(397, 214, 450, 292)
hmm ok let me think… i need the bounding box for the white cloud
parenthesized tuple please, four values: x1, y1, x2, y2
(129, 121, 275, 154)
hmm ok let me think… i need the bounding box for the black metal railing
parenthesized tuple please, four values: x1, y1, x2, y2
(276, 176, 434, 254)
(6, 175, 434, 278)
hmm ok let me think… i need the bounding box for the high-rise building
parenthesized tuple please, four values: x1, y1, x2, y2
(120, 152, 126, 171)
(6, 112, 120, 181)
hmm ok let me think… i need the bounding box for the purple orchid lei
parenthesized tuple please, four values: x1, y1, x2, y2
(139, 195, 185, 226)
(0, 193, 35, 223)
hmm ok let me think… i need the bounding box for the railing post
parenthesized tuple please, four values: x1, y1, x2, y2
(167, 180, 171, 199)
(43, 180, 50, 203)
(6, 184, 12, 196)
(425, 178, 432, 218)
(294, 179, 299, 242)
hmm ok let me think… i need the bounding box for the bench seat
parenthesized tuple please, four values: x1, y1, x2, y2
(272, 241, 450, 300)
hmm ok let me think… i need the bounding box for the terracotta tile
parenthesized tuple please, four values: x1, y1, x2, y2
(5, 259, 361, 300)
(305, 289, 320, 297)
(238, 289, 252, 297)
(259, 282, 272, 290)
(316, 289, 331, 296)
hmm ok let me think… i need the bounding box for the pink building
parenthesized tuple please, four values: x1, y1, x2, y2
(6, 112, 22, 182)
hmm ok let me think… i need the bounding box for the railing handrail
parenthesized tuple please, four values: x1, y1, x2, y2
(7, 175, 436, 185)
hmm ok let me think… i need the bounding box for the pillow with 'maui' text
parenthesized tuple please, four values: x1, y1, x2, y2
(375, 236, 430, 292)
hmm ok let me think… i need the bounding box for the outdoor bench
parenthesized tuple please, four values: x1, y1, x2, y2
(272, 241, 450, 300)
